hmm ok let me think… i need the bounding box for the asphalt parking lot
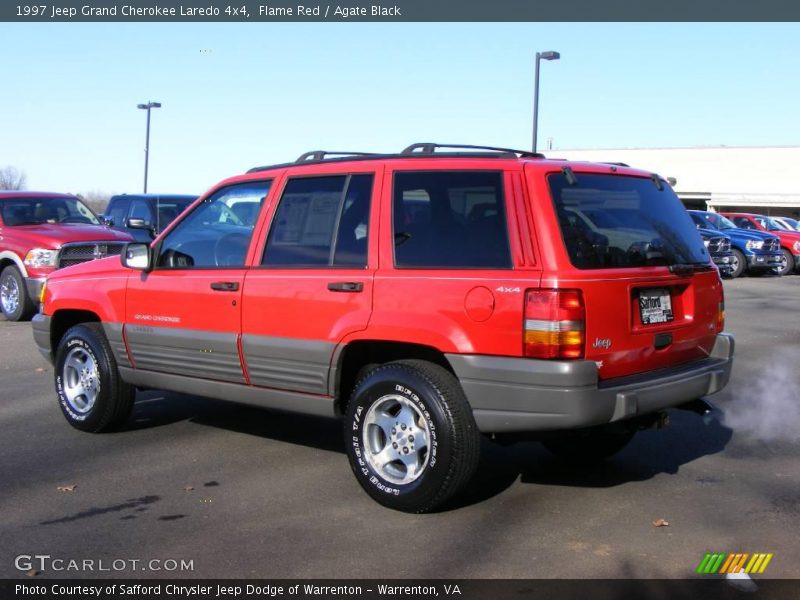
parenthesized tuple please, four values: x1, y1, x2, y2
(1, 275, 798, 580)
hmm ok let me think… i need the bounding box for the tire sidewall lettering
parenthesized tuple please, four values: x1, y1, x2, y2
(56, 335, 101, 423)
(349, 371, 441, 496)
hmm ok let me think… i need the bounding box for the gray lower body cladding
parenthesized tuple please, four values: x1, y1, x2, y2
(126, 325, 245, 383)
(447, 333, 735, 434)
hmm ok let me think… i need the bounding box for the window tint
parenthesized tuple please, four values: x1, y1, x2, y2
(549, 173, 707, 269)
(392, 171, 511, 268)
(129, 199, 152, 222)
(0, 197, 99, 226)
(106, 199, 128, 227)
(262, 174, 373, 268)
(734, 218, 756, 230)
(157, 181, 271, 268)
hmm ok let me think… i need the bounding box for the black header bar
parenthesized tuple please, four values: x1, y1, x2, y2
(3, 0, 800, 22)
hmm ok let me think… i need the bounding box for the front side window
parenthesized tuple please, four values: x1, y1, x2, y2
(157, 180, 271, 268)
(262, 174, 373, 268)
(0, 197, 99, 226)
(392, 171, 511, 268)
(549, 173, 707, 269)
(733, 217, 757, 230)
(129, 199, 153, 222)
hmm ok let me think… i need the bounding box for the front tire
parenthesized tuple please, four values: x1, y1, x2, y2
(0, 266, 35, 321)
(777, 248, 794, 277)
(344, 360, 480, 513)
(729, 249, 746, 278)
(54, 323, 134, 432)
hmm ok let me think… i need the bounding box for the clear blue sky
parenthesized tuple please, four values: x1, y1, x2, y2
(2, 22, 799, 196)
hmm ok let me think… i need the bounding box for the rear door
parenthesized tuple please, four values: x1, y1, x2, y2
(528, 166, 723, 380)
(240, 172, 378, 395)
(124, 180, 272, 383)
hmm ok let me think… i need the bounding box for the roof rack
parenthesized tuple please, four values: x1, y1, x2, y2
(247, 143, 544, 173)
(295, 150, 379, 162)
(401, 143, 544, 158)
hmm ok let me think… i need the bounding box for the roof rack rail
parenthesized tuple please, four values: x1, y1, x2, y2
(401, 142, 544, 158)
(295, 150, 379, 163)
(600, 162, 630, 167)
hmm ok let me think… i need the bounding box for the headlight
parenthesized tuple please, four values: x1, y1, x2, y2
(794, 241, 800, 252)
(23, 248, 58, 268)
(745, 240, 764, 250)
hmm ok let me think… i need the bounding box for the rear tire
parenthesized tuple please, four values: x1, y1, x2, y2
(54, 323, 135, 432)
(729, 249, 746, 278)
(344, 360, 480, 513)
(543, 425, 635, 465)
(0, 266, 35, 321)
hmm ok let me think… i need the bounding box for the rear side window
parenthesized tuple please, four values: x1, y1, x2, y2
(549, 173, 707, 269)
(393, 171, 511, 268)
(262, 174, 373, 268)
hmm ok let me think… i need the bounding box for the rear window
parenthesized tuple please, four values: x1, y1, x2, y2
(549, 173, 707, 269)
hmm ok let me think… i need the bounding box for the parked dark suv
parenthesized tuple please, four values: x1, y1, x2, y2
(33, 144, 734, 512)
(103, 194, 196, 242)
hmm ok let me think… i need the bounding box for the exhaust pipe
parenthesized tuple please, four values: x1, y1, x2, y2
(677, 398, 718, 425)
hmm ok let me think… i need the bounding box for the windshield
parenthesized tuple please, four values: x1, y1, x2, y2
(692, 211, 737, 231)
(754, 216, 786, 231)
(549, 173, 707, 269)
(0, 197, 99, 226)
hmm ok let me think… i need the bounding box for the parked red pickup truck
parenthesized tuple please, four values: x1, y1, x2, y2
(32, 145, 735, 512)
(0, 191, 132, 321)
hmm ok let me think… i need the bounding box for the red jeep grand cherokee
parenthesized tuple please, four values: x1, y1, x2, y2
(0, 191, 133, 321)
(32, 144, 734, 512)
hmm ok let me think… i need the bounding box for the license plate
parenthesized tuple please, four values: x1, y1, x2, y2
(638, 288, 674, 325)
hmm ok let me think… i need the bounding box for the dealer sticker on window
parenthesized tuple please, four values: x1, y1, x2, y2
(638, 288, 674, 325)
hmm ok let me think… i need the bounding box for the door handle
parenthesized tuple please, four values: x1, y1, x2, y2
(327, 281, 363, 293)
(210, 281, 240, 292)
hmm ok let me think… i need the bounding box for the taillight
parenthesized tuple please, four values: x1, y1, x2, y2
(524, 289, 585, 359)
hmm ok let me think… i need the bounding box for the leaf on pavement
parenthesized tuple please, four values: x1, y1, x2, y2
(652, 518, 670, 527)
(57, 484, 77, 492)
(35, 367, 45, 373)
(184, 485, 194, 492)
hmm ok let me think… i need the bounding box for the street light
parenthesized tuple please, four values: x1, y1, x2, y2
(137, 101, 161, 193)
(532, 51, 560, 153)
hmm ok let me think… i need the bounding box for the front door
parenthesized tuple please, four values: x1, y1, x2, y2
(124, 180, 272, 383)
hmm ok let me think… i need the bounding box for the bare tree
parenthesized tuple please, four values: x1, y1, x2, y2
(0, 166, 27, 190)
(77, 190, 112, 215)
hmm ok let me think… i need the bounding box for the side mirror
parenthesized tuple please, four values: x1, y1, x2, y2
(100, 216, 113, 227)
(121, 243, 152, 271)
(127, 217, 157, 238)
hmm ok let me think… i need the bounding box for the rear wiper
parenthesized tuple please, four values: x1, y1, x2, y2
(668, 263, 713, 275)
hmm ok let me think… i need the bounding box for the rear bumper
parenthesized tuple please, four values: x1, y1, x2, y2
(447, 333, 735, 434)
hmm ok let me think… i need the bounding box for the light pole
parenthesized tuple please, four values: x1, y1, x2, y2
(532, 51, 560, 153)
(137, 101, 161, 193)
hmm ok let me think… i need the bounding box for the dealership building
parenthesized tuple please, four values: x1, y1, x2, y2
(556, 146, 800, 217)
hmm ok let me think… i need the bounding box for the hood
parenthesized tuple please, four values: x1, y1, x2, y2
(718, 227, 779, 242)
(697, 228, 730, 241)
(770, 229, 800, 243)
(46, 254, 128, 282)
(7, 223, 133, 248)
